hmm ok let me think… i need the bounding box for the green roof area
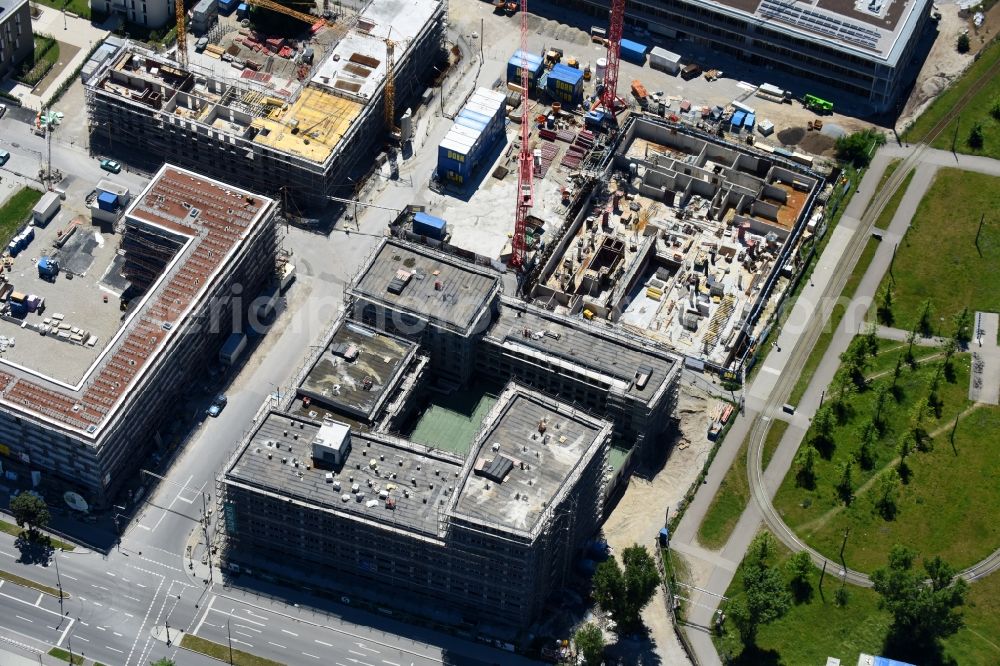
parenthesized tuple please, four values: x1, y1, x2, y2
(608, 445, 631, 473)
(406, 384, 499, 456)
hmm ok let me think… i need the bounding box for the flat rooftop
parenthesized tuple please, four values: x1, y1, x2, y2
(250, 86, 363, 163)
(698, 0, 928, 62)
(226, 411, 463, 538)
(350, 238, 500, 334)
(448, 386, 610, 538)
(296, 320, 417, 422)
(310, 0, 441, 101)
(0, 165, 274, 438)
(487, 298, 678, 403)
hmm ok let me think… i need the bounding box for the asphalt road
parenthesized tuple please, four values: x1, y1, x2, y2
(0, 58, 536, 664)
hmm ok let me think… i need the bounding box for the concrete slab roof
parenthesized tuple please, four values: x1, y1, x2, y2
(447, 385, 611, 539)
(487, 298, 679, 403)
(296, 320, 417, 422)
(349, 238, 500, 335)
(226, 411, 463, 538)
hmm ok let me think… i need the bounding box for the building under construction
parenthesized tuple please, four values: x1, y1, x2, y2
(0, 164, 277, 506)
(84, 0, 446, 210)
(223, 382, 612, 630)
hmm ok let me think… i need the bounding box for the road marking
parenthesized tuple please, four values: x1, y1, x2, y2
(231, 637, 253, 648)
(136, 524, 152, 531)
(149, 474, 194, 531)
(193, 594, 216, 635)
(124, 573, 164, 666)
(210, 608, 265, 627)
(235, 630, 254, 638)
(382, 661, 401, 666)
(302, 652, 320, 659)
(96, 626, 106, 631)
(34, 593, 43, 606)
(78, 621, 88, 627)
(281, 629, 298, 637)
(93, 602, 103, 607)
(0, 549, 14, 558)
(268, 641, 287, 649)
(123, 612, 134, 618)
(349, 649, 367, 656)
(315, 640, 333, 647)
(234, 623, 261, 634)
(75, 635, 90, 642)
(244, 609, 268, 621)
(106, 571, 116, 577)
(105, 645, 124, 654)
(124, 594, 141, 602)
(56, 618, 75, 647)
(136, 583, 147, 588)
(15, 615, 32, 623)
(0, 590, 65, 618)
(91, 584, 110, 591)
(357, 642, 381, 653)
(61, 574, 77, 581)
(113, 631, 123, 637)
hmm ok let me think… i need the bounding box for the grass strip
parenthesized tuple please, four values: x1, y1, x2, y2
(48, 647, 84, 664)
(863, 158, 900, 217)
(0, 188, 43, 246)
(0, 569, 64, 597)
(0, 519, 76, 552)
(182, 634, 285, 666)
(873, 169, 915, 230)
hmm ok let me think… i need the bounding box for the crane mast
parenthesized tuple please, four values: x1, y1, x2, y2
(599, 0, 625, 116)
(176, 0, 188, 68)
(509, 0, 533, 269)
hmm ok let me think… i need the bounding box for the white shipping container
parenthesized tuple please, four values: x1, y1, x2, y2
(649, 47, 681, 75)
(467, 96, 503, 120)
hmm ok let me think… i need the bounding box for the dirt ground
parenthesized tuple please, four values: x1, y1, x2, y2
(595, 384, 721, 665)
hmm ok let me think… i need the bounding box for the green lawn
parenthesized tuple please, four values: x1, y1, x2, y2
(181, 634, 285, 666)
(878, 169, 1000, 332)
(0, 519, 76, 551)
(713, 529, 891, 665)
(0, 188, 43, 246)
(697, 420, 789, 549)
(31, 0, 91, 19)
(47, 647, 83, 665)
(903, 40, 1000, 159)
(788, 236, 880, 404)
(775, 340, 1000, 572)
(714, 528, 1000, 665)
(874, 169, 914, 230)
(17, 36, 60, 87)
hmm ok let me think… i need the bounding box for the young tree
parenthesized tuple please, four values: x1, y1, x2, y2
(592, 544, 661, 632)
(857, 420, 878, 470)
(875, 469, 900, 520)
(916, 299, 934, 337)
(926, 371, 944, 418)
(830, 369, 856, 421)
(991, 95, 1000, 121)
(728, 533, 791, 645)
(957, 32, 971, 53)
(785, 551, 813, 602)
(877, 283, 894, 325)
(897, 435, 913, 484)
(941, 337, 958, 382)
(891, 355, 904, 395)
(968, 122, 985, 150)
(795, 446, 817, 489)
(834, 584, 850, 607)
(10, 493, 50, 535)
(873, 383, 891, 431)
(952, 307, 972, 345)
(811, 403, 835, 450)
(909, 401, 931, 451)
(574, 623, 605, 666)
(905, 326, 918, 366)
(836, 460, 854, 505)
(872, 546, 968, 659)
(840, 337, 871, 389)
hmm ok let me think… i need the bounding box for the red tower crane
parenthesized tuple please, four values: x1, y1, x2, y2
(598, 0, 626, 116)
(509, 0, 533, 270)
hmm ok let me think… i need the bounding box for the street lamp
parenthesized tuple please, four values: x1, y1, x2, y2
(52, 549, 64, 615)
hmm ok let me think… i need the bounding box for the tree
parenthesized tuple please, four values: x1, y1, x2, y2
(872, 546, 968, 660)
(810, 403, 836, 457)
(840, 337, 871, 389)
(968, 121, 985, 150)
(836, 460, 854, 505)
(795, 446, 817, 489)
(592, 544, 661, 632)
(834, 583, 850, 607)
(897, 435, 913, 484)
(991, 95, 1000, 121)
(10, 493, 50, 535)
(952, 307, 972, 345)
(877, 283, 894, 325)
(957, 32, 971, 53)
(574, 623, 605, 666)
(834, 129, 885, 168)
(857, 420, 878, 470)
(905, 326, 918, 366)
(728, 533, 791, 645)
(941, 337, 958, 382)
(785, 551, 813, 602)
(150, 660, 176, 666)
(875, 468, 900, 520)
(873, 383, 891, 432)
(909, 401, 931, 451)
(916, 299, 934, 337)
(891, 355, 904, 395)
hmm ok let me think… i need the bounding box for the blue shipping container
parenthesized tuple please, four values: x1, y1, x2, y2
(455, 115, 488, 134)
(744, 113, 756, 128)
(412, 212, 447, 240)
(619, 38, 648, 65)
(507, 50, 543, 87)
(7, 241, 18, 257)
(731, 111, 746, 129)
(24, 227, 34, 242)
(98, 191, 118, 212)
(547, 64, 584, 105)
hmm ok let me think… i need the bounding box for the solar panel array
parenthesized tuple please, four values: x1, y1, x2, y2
(759, 0, 883, 49)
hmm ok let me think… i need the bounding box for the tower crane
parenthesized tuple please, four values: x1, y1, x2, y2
(176, 0, 188, 68)
(508, 0, 532, 270)
(383, 36, 401, 140)
(596, 0, 626, 117)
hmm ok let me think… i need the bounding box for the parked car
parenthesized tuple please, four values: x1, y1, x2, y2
(195, 37, 209, 52)
(0, 149, 9, 167)
(0, 103, 6, 118)
(207, 394, 228, 417)
(100, 158, 122, 174)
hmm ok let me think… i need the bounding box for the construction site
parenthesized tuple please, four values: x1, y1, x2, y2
(0, 165, 277, 506)
(84, 0, 447, 210)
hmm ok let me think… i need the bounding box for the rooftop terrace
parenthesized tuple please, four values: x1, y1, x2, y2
(448, 386, 610, 538)
(226, 411, 463, 538)
(0, 165, 274, 437)
(350, 238, 501, 335)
